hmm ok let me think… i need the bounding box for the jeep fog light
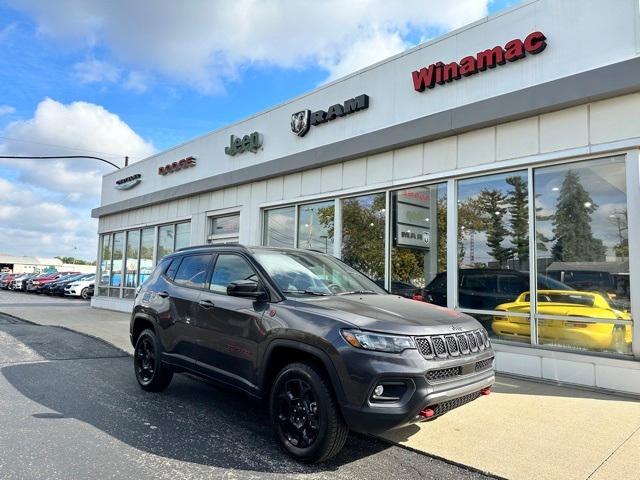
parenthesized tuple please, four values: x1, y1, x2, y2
(374, 385, 384, 397)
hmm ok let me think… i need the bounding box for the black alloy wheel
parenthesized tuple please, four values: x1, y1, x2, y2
(133, 329, 173, 391)
(270, 362, 348, 463)
(276, 378, 320, 449)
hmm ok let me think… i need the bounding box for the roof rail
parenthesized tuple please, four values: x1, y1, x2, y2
(175, 243, 248, 252)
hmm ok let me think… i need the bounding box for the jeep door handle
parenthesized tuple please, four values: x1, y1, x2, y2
(199, 299, 215, 309)
(157, 291, 170, 298)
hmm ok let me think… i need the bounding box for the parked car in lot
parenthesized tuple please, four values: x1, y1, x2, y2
(1, 273, 19, 289)
(27, 272, 81, 293)
(64, 275, 96, 299)
(492, 290, 632, 353)
(131, 245, 494, 463)
(9, 273, 37, 291)
(41, 273, 90, 295)
(422, 269, 573, 310)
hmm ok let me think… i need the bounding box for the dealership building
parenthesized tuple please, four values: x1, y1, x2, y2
(92, 0, 640, 395)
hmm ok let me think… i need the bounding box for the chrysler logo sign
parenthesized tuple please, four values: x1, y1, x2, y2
(115, 173, 142, 190)
(291, 94, 369, 137)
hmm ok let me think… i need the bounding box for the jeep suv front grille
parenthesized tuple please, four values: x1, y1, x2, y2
(475, 357, 494, 372)
(425, 366, 461, 381)
(415, 329, 491, 360)
(433, 391, 481, 417)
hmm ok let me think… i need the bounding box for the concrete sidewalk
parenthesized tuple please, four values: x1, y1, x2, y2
(2, 301, 639, 480)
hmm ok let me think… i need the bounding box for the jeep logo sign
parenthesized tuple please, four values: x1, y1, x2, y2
(291, 94, 369, 137)
(225, 132, 262, 156)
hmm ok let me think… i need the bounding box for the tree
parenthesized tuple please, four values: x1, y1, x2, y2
(477, 188, 512, 267)
(457, 196, 485, 265)
(506, 175, 529, 269)
(552, 170, 606, 262)
(325, 195, 386, 280)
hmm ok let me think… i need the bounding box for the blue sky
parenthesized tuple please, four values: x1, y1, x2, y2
(0, 0, 517, 260)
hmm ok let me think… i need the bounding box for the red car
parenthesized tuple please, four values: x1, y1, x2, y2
(0, 273, 18, 289)
(27, 272, 81, 293)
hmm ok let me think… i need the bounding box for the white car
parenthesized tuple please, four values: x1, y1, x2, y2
(64, 276, 95, 300)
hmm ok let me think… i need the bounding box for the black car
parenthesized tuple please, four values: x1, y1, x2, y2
(423, 268, 573, 310)
(131, 245, 494, 463)
(46, 273, 93, 296)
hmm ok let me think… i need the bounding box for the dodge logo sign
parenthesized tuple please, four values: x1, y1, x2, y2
(291, 110, 310, 137)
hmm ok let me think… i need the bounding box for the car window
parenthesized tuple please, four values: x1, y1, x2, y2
(173, 254, 212, 289)
(461, 274, 497, 292)
(498, 274, 528, 295)
(165, 257, 181, 279)
(209, 254, 258, 295)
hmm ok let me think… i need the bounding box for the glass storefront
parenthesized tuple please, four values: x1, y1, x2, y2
(263, 206, 295, 247)
(341, 193, 386, 284)
(260, 154, 634, 357)
(391, 184, 447, 299)
(98, 221, 189, 299)
(297, 201, 334, 254)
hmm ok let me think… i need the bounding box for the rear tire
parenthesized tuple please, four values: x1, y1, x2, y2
(134, 329, 173, 392)
(270, 362, 348, 463)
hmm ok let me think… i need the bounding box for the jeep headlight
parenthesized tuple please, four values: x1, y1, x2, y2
(341, 329, 416, 353)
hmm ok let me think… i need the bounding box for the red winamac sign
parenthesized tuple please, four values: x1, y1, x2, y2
(158, 156, 196, 175)
(411, 31, 547, 92)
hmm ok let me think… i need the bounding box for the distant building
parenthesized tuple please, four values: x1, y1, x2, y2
(0, 254, 95, 274)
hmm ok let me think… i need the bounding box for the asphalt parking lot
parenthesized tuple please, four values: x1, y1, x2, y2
(0, 288, 89, 308)
(0, 311, 491, 480)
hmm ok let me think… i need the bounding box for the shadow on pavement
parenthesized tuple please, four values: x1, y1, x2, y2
(0, 321, 393, 476)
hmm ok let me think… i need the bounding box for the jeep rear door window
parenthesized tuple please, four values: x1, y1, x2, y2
(173, 254, 212, 289)
(209, 254, 257, 294)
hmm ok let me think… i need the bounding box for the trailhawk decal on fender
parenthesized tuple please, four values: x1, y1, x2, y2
(290, 94, 369, 137)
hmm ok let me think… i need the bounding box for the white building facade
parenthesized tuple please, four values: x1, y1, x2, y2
(92, 0, 640, 395)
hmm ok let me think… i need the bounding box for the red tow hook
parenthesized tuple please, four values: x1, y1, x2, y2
(419, 407, 435, 419)
(480, 387, 491, 396)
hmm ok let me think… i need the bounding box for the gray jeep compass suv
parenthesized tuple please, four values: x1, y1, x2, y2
(131, 245, 494, 463)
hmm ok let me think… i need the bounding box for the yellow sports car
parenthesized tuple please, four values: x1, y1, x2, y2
(492, 290, 632, 353)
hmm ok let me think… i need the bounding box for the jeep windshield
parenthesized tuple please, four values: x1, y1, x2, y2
(253, 249, 385, 297)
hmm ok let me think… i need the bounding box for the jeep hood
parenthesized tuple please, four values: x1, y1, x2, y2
(295, 294, 482, 336)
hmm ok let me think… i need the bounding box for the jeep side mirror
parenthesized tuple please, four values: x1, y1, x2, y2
(227, 280, 267, 300)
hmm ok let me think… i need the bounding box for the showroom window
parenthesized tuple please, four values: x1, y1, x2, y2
(208, 213, 240, 244)
(263, 206, 295, 247)
(110, 232, 124, 295)
(96, 221, 190, 298)
(534, 156, 631, 355)
(139, 228, 154, 285)
(298, 201, 334, 254)
(341, 193, 386, 284)
(391, 183, 447, 299)
(123, 230, 140, 298)
(456, 171, 530, 336)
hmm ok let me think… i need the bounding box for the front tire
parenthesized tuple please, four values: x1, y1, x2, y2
(270, 362, 348, 463)
(134, 329, 173, 391)
(80, 287, 90, 300)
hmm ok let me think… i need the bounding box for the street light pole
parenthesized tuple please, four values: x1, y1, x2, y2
(0, 155, 122, 169)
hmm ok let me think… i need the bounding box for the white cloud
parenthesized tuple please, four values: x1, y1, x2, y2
(10, 0, 490, 91)
(0, 105, 15, 116)
(73, 58, 120, 84)
(0, 98, 155, 260)
(123, 71, 148, 93)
